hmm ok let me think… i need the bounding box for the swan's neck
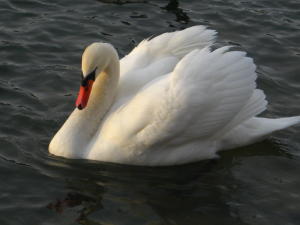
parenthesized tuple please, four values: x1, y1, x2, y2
(49, 50, 120, 158)
(78, 62, 119, 129)
(80, 52, 120, 122)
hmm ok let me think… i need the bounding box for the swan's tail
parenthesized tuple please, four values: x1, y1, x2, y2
(256, 116, 300, 134)
(220, 116, 300, 150)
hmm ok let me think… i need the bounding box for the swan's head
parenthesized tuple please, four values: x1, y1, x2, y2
(76, 42, 116, 110)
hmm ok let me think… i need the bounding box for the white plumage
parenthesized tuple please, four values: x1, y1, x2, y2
(49, 26, 300, 166)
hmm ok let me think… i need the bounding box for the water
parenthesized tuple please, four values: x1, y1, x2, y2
(1, 0, 300, 224)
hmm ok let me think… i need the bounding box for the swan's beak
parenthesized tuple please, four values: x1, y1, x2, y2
(75, 80, 94, 110)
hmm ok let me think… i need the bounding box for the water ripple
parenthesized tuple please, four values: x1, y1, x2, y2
(0, 0, 300, 224)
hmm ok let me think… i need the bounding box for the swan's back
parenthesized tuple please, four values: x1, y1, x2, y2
(115, 26, 217, 105)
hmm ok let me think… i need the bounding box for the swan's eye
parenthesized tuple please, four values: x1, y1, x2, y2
(81, 69, 96, 87)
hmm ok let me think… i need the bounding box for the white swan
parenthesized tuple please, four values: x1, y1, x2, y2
(49, 26, 300, 166)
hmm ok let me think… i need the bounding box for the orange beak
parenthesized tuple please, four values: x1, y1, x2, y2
(75, 79, 94, 110)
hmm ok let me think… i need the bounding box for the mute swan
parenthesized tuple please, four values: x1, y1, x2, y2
(49, 26, 300, 166)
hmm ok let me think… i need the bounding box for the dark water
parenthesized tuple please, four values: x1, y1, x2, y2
(1, 0, 300, 224)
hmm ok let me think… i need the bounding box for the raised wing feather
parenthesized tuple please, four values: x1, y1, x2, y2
(136, 47, 260, 146)
(120, 25, 217, 76)
(116, 26, 217, 102)
(214, 89, 267, 138)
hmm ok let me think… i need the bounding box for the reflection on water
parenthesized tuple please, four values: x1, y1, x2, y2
(1, 0, 300, 224)
(43, 141, 299, 225)
(46, 160, 231, 225)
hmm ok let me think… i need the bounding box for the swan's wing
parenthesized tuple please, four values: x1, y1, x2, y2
(120, 25, 217, 75)
(101, 47, 265, 150)
(117, 26, 217, 100)
(214, 88, 267, 138)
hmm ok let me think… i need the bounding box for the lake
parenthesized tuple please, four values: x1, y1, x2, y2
(0, 0, 300, 224)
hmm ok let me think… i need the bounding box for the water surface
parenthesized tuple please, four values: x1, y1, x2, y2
(1, 0, 300, 224)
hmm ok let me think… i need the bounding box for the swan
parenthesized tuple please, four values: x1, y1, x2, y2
(49, 26, 300, 166)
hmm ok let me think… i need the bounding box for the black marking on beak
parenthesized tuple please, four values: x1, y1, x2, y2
(81, 68, 96, 87)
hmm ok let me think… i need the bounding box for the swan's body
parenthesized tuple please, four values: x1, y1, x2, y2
(49, 26, 300, 166)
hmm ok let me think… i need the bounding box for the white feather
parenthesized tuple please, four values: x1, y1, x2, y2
(118, 26, 217, 101)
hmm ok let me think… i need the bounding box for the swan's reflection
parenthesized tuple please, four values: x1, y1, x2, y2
(47, 140, 291, 225)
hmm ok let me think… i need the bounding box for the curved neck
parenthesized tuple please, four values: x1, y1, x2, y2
(74, 48, 120, 135)
(50, 48, 120, 158)
(82, 50, 120, 119)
